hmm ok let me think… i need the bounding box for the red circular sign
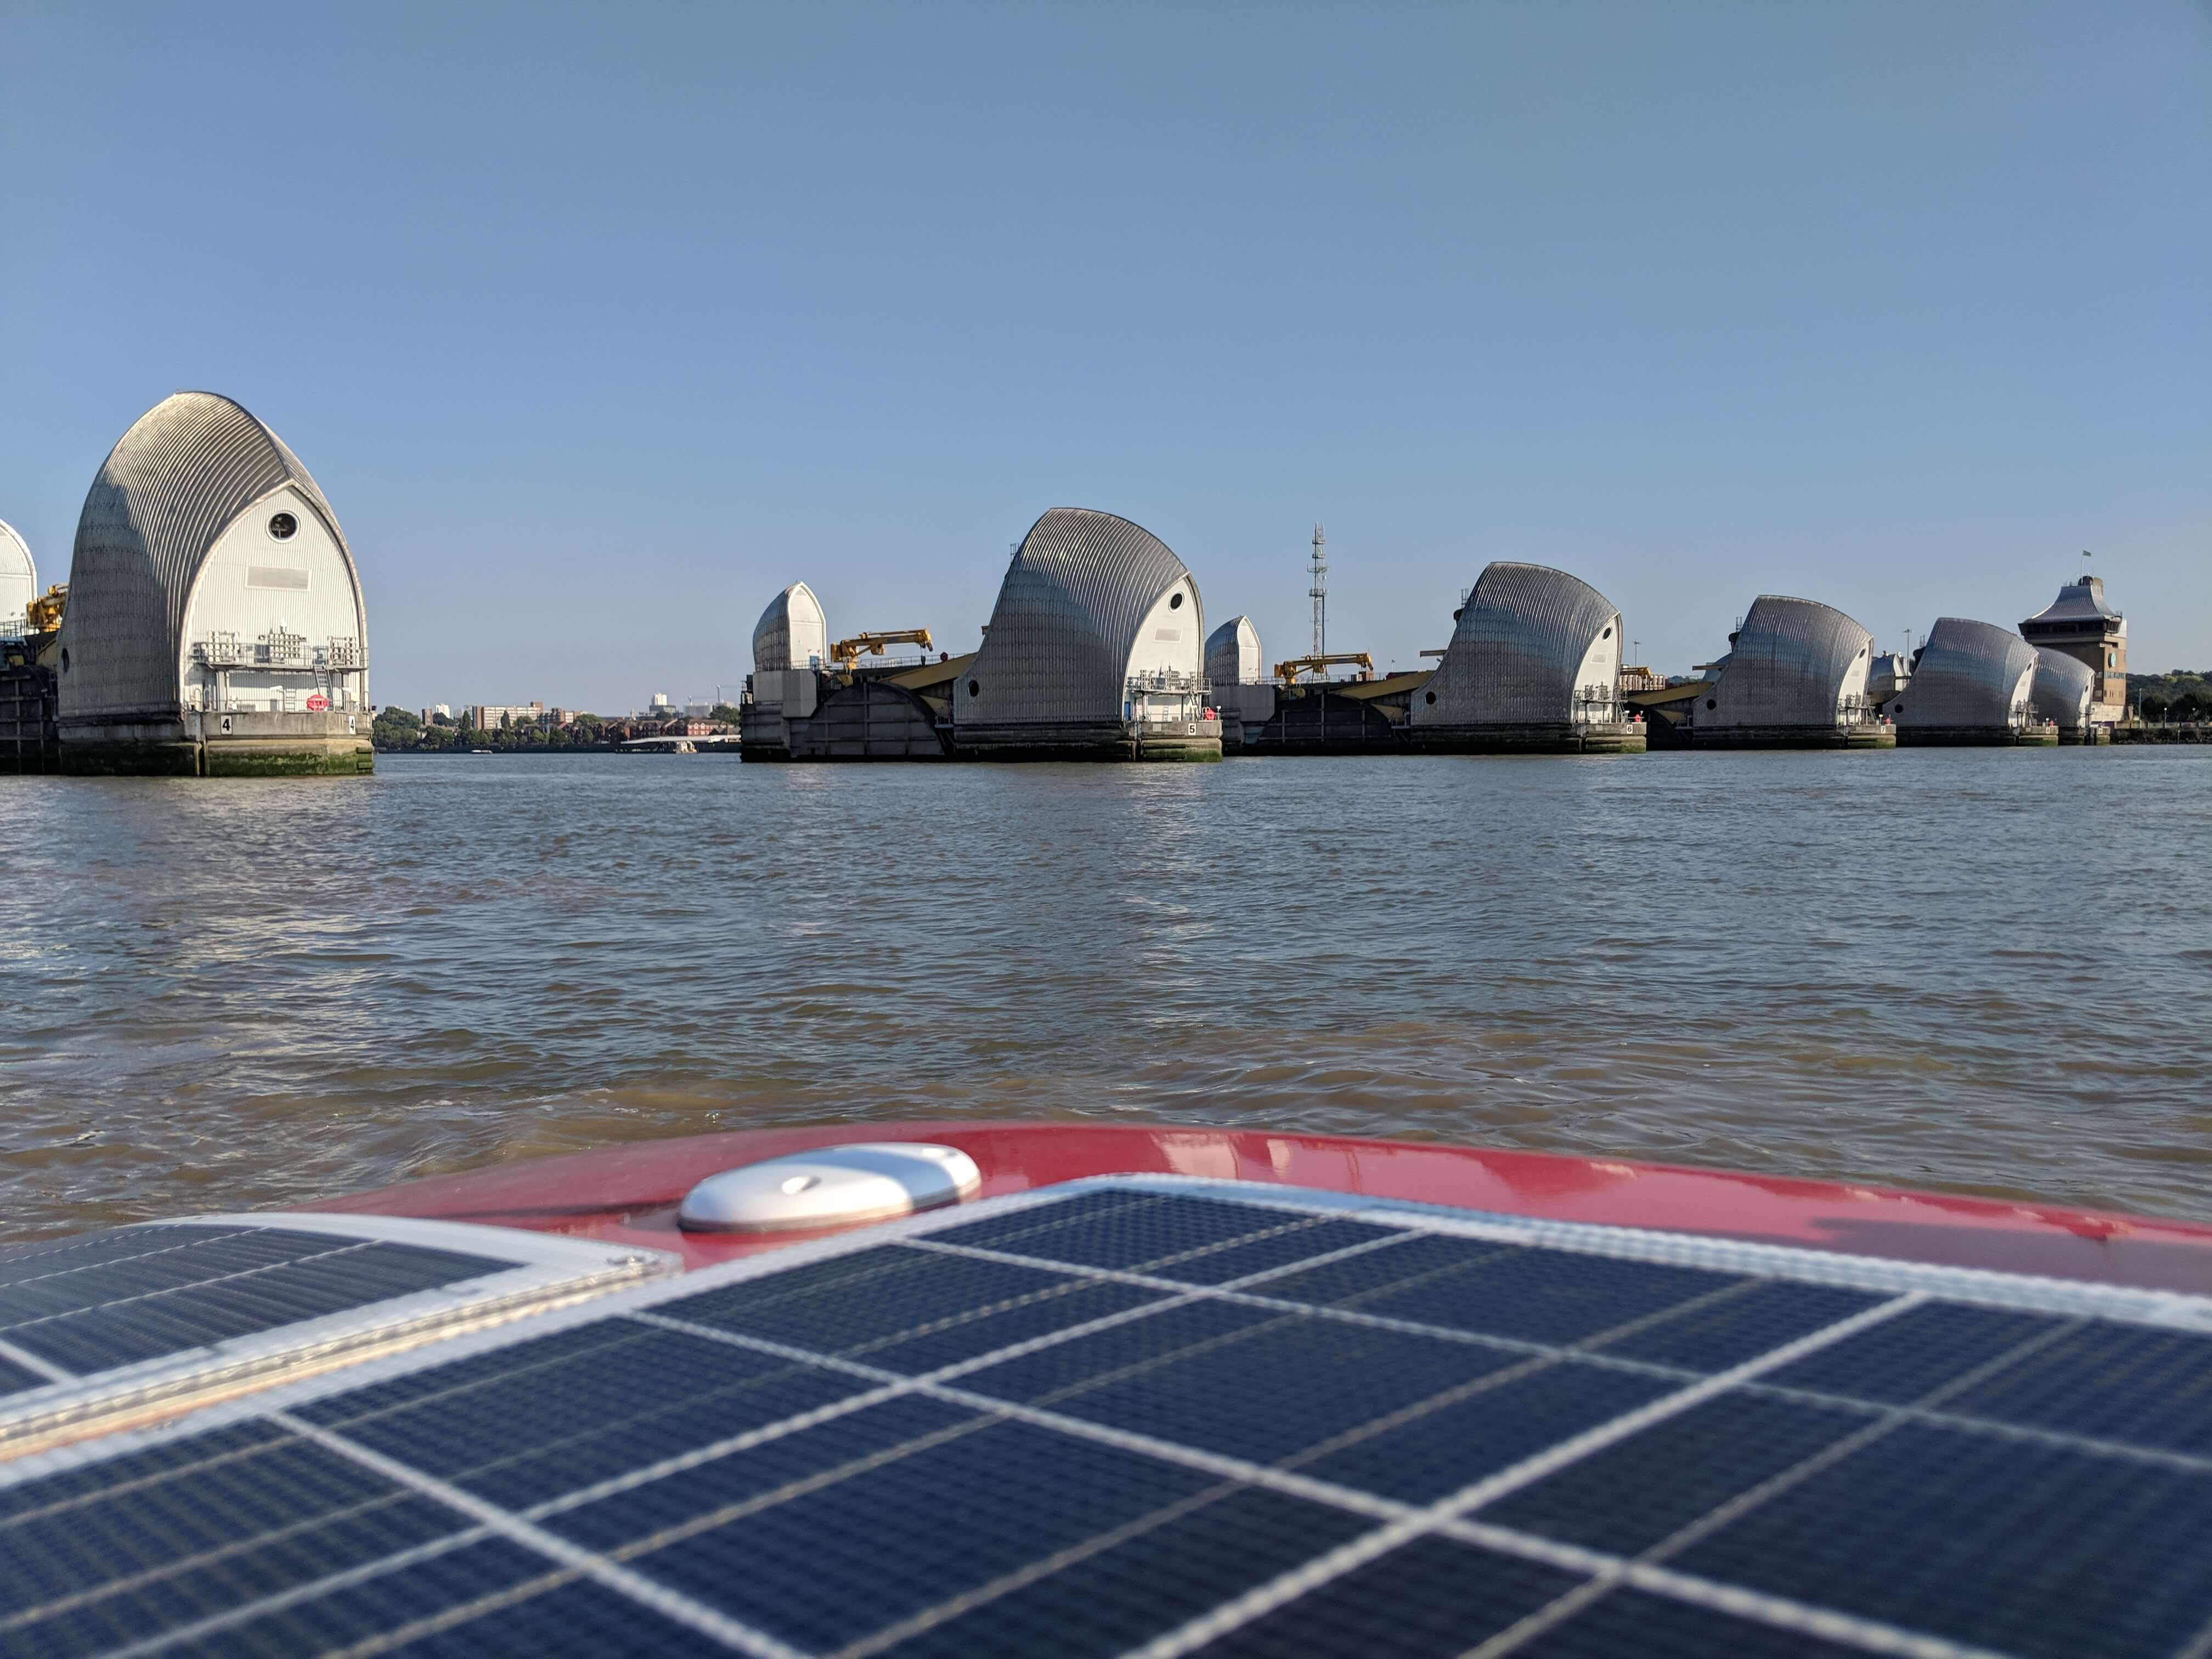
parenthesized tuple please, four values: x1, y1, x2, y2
(306, 692, 329, 712)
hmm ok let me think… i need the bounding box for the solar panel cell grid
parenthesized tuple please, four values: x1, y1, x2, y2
(6, 1180, 2212, 1659)
(1942, 1319, 2212, 1454)
(0, 1225, 507, 1380)
(660, 1245, 1171, 1369)
(1479, 1391, 1877, 1558)
(158, 1537, 560, 1659)
(308, 1322, 875, 1511)
(878, 1484, 1376, 1658)
(159, 1538, 711, 1659)
(1193, 1535, 1587, 1659)
(539, 1391, 980, 1554)
(1510, 1588, 1878, 1659)
(966, 1307, 1529, 1465)
(1295, 1359, 1674, 1504)
(0, 1429, 470, 1659)
(1759, 1299, 2062, 1404)
(372, 1574, 712, 1659)
(1141, 1216, 1407, 1286)
(1588, 1279, 1888, 1372)
(605, 1418, 1226, 1652)
(0, 1357, 45, 1397)
(0, 1225, 255, 1285)
(1246, 1229, 1516, 1305)
(1673, 1423, 2212, 1659)
(1343, 1246, 1746, 1346)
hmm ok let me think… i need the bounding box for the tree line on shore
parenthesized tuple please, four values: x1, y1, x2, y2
(369, 706, 743, 752)
(2131, 672, 2211, 723)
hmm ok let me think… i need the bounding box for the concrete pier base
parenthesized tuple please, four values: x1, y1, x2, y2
(1408, 721, 1646, 755)
(1691, 724, 1896, 749)
(952, 717, 1222, 761)
(1896, 725, 2059, 747)
(60, 712, 372, 776)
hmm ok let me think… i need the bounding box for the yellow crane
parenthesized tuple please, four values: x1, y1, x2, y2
(831, 628, 934, 670)
(1274, 651, 1374, 686)
(24, 584, 66, 634)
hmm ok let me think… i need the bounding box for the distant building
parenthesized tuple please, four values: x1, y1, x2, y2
(2, 521, 57, 770)
(1204, 616, 1263, 686)
(0, 519, 33, 638)
(1866, 652, 1911, 709)
(950, 507, 1218, 760)
(2019, 574, 2126, 723)
(743, 582, 830, 755)
(470, 703, 545, 731)
(1692, 595, 1886, 748)
(1204, 614, 1271, 752)
(2030, 647, 2095, 738)
(1406, 561, 1641, 752)
(55, 392, 371, 775)
(751, 584, 828, 673)
(648, 692, 672, 710)
(1621, 678, 1712, 748)
(1894, 618, 2042, 745)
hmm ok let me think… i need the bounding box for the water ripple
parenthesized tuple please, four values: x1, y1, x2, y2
(1, 746, 2208, 1239)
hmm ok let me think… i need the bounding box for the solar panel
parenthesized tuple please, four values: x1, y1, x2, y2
(5, 1177, 2212, 1658)
(0, 1214, 676, 1457)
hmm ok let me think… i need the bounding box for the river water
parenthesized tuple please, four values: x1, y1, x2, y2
(2, 748, 2208, 1242)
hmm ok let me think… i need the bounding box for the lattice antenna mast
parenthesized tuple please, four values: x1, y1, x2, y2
(1308, 524, 1328, 657)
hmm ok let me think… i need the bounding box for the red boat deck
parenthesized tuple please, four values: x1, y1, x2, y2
(312, 1120, 2212, 1294)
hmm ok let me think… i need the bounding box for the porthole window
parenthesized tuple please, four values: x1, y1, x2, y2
(1424, 690, 1436, 704)
(267, 512, 298, 541)
(967, 680, 980, 698)
(1706, 698, 1717, 711)
(1169, 592, 1184, 610)
(1602, 626, 1612, 639)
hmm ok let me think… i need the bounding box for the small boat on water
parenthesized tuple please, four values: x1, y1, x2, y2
(4, 1120, 2210, 1657)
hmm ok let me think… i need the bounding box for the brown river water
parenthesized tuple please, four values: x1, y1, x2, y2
(2, 748, 2208, 1243)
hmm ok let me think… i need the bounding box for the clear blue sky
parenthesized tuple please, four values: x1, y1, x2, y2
(4, 2, 2206, 712)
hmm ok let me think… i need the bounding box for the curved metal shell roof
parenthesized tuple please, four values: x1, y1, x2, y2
(1204, 614, 1262, 687)
(2031, 647, 2095, 729)
(1703, 595, 1874, 729)
(0, 518, 31, 584)
(2023, 577, 2121, 627)
(0, 518, 33, 633)
(1413, 561, 1621, 725)
(958, 509, 1197, 725)
(752, 582, 828, 673)
(1895, 617, 2037, 729)
(57, 393, 360, 720)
